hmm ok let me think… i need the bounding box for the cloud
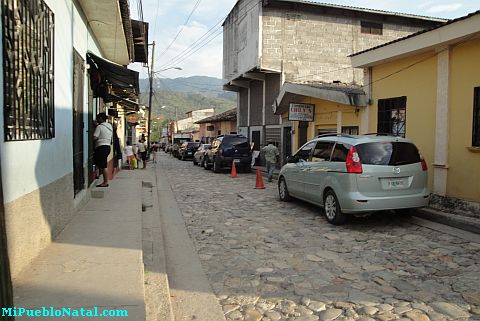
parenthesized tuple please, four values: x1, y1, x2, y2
(426, 3, 463, 13)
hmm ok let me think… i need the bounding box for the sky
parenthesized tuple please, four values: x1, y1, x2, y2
(129, 0, 479, 79)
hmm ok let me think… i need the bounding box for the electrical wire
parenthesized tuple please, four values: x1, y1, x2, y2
(156, 0, 262, 70)
(156, 0, 203, 61)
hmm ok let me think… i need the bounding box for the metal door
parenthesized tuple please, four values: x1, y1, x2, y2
(73, 51, 85, 195)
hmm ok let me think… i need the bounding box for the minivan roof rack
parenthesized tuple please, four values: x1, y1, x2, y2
(364, 132, 403, 137)
(315, 133, 356, 139)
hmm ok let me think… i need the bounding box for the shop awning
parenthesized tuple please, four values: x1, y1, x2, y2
(273, 82, 368, 115)
(87, 52, 140, 103)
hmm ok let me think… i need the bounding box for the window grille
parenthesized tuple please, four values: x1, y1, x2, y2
(377, 96, 407, 137)
(473, 87, 480, 147)
(2, 0, 55, 141)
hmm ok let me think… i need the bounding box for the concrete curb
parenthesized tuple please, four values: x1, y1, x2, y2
(155, 163, 226, 321)
(141, 168, 175, 321)
(413, 207, 480, 235)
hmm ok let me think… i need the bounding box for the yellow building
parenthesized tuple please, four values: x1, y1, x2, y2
(351, 11, 480, 214)
(274, 82, 367, 160)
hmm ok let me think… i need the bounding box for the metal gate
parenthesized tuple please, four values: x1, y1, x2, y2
(73, 51, 85, 195)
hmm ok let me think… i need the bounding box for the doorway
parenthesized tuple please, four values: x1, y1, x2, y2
(283, 126, 292, 163)
(298, 121, 309, 147)
(73, 51, 85, 195)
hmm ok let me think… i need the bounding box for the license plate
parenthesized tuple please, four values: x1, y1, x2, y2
(387, 179, 405, 188)
(234, 159, 240, 163)
(188, 152, 192, 155)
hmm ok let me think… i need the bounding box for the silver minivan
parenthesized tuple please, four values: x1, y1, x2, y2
(278, 134, 429, 225)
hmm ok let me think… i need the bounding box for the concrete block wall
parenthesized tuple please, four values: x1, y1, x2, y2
(262, 8, 427, 85)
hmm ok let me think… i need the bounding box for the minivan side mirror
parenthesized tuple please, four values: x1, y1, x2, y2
(286, 155, 299, 163)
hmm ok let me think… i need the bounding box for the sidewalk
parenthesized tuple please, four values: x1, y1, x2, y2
(13, 170, 146, 320)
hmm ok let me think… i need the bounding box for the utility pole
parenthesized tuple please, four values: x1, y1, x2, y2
(147, 41, 155, 155)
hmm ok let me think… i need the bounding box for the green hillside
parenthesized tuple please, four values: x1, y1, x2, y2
(138, 76, 236, 122)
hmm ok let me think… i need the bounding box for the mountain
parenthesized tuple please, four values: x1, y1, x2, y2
(139, 76, 236, 120)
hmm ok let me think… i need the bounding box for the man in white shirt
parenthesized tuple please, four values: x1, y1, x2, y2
(93, 113, 113, 187)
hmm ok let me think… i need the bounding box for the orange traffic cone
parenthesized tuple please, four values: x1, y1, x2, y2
(231, 161, 238, 178)
(254, 167, 265, 189)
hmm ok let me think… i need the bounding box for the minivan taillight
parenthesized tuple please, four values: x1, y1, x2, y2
(346, 146, 363, 174)
(420, 153, 428, 171)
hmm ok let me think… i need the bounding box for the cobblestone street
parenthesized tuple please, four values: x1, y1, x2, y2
(156, 153, 480, 321)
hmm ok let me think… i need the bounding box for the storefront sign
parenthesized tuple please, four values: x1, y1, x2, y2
(288, 103, 314, 122)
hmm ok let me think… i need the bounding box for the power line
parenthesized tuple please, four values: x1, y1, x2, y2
(156, 0, 203, 61)
(156, 0, 262, 70)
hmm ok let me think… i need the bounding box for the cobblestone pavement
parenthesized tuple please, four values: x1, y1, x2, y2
(156, 153, 480, 321)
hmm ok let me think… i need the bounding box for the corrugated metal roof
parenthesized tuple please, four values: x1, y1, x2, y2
(224, 0, 447, 27)
(350, 10, 480, 57)
(267, 0, 447, 22)
(195, 108, 237, 124)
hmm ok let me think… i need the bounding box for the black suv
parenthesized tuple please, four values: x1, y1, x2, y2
(178, 142, 200, 160)
(204, 135, 252, 173)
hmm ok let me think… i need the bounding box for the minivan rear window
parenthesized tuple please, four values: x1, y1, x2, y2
(222, 136, 249, 148)
(356, 142, 420, 166)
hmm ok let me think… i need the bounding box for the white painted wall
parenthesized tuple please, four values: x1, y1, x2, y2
(0, 0, 109, 204)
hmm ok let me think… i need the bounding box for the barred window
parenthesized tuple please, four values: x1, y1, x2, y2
(2, 0, 55, 141)
(377, 96, 407, 137)
(473, 87, 480, 147)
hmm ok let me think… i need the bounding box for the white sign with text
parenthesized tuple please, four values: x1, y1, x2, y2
(289, 103, 315, 122)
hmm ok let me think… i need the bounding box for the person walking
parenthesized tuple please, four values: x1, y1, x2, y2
(137, 139, 147, 169)
(124, 142, 134, 170)
(93, 113, 113, 187)
(262, 141, 279, 182)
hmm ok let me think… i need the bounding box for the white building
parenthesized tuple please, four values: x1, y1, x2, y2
(0, 0, 148, 303)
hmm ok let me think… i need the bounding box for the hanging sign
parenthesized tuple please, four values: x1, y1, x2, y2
(288, 103, 314, 122)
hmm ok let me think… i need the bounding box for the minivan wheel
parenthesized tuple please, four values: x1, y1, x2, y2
(203, 158, 210, 170)
(213, 159, 221, 173)
(278, 177, 291, 202)
(324, 190, 347, 225)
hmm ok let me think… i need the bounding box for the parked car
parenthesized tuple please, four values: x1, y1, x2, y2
(204, 135, 252, 173)
(278, 134, 429, 225)
(178, 142, 200, 160)
(165, 143, 172, 153)
(193, 144, 211, 166)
